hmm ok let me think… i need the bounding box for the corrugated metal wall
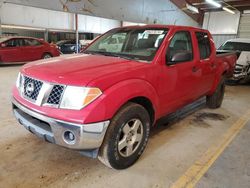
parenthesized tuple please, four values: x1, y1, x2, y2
(238, 14, 250, 38)
(212, 34, 237, 49)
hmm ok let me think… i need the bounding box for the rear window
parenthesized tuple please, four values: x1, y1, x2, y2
(0, 37, 9, 43)
(195, 32, 211, 59)
(24, 39, 42, 46)
(219, 41, 250, 51)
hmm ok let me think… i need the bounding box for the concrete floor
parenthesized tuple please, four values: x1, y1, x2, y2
(0, 65, 249, 188)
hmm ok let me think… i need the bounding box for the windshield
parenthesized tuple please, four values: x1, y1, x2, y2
(219, 41, 250, 51)
(85, 27, 168, 61)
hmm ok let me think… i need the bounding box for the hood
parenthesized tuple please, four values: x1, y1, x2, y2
(22, 54, 146, 86)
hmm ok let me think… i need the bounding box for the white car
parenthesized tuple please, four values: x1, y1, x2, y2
(218, 38, 250, 83)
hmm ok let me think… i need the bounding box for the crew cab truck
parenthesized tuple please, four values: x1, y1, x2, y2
(12, 25, 236, 169)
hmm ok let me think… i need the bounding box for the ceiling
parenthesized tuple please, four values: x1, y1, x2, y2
(187, 0, 250, 12)
(170, 0, 250, 25)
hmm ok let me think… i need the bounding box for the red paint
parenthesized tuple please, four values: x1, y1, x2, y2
(12, 25, 236, 125)
(0, 37, 60, 64)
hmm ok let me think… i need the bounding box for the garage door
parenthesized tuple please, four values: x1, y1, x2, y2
(238, 14, 250, 38)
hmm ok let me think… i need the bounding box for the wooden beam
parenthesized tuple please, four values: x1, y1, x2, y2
(170, 0, 204, 25)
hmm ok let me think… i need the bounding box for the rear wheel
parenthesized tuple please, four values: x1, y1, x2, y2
(206, 76, 225, 109)
(42, 53, 52, 59)
(98, 102, 151, 169)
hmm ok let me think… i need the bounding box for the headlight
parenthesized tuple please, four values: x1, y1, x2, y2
(16, 73, 22, 89)
(60, 86, 102, 110)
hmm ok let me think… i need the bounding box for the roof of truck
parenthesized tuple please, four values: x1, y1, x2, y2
(119, 24, 209, 32)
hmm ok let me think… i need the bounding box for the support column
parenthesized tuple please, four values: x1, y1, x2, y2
(44, 29, 49, 42)
(0, 1, 3, 36)
(75, 13, 79, 53)
(0, 16, 2, 36)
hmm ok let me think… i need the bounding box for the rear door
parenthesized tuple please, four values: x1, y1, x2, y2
(160, 30, 200, 115)
(194, 32, 216, 95)
(21, 39, 44, 61)
(0, 39, 23, 62)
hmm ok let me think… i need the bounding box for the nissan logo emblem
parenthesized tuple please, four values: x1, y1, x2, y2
(25, 82, 35, 96)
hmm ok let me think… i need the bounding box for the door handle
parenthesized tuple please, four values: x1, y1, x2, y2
(192, 66, 198, 72)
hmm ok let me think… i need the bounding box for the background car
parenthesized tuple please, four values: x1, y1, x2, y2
(0, 36, 60, 64)
(218, 38, 250, 84)
(80, 39, 93, 51)
(56, 40, 81, 54)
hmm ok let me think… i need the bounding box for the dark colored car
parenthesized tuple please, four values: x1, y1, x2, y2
(0, 37, 60, 64)
(56, 40, 81, 54)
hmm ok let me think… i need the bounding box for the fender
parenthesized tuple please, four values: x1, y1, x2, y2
(82, 79, 160, 124)
(209, 61, 229, 95)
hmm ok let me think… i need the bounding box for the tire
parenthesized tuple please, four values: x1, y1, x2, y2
(206, 76, 225, 109)
(42, 53, 52, 59)
(98, 102, 151, 169)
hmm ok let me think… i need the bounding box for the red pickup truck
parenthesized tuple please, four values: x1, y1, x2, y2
(12, 25, 236, 169)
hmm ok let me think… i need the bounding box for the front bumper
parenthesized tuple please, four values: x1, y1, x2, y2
(231, 63, 250, 81)
(12, 98, 110, 150)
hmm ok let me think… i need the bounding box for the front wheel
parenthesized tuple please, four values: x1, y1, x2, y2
(206, 76, 225, 109)
(98, 102, 151, 169)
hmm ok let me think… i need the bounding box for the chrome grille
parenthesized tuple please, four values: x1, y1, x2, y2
(47, 85, 65, 105)
(23, 76, 43, 101)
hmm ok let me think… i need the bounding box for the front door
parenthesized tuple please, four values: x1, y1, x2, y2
(1, 39, 23, 62)
(159, 30, 200, 115)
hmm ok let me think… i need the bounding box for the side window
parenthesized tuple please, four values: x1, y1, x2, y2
(24, 39, 42, 46)
(195, 32, 211, 59)
(17, 39, 25, 47)
(4, 39, 18, 47)
(167, 31, 193, 63)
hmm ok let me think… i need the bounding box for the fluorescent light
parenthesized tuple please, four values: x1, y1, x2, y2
(223, 7, 235, 14)
(186, 3, 199, 14)
(243, 10, 250, 14)
(205, 0, 221, 8)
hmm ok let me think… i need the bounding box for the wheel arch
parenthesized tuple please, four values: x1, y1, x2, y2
(83, 79, 159, 124)
(128, 96, 155, 125)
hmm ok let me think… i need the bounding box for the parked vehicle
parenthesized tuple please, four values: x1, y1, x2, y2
(0, 37, 60, 64)
(12, 25, 236, 169)
(98, 33, 126, 52)
(218, 38, 250, 84)
(56, 40, 81, 54)
(80, 40, 93, 52)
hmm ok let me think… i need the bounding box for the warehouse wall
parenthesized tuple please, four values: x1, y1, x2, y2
(0, 3, 121, 34)
(212, 34, 237, 48)
(1, 0, 199, 27)
(0, 3, 75, 31)
(203, 11, 240, 48)
(1, 27, 45, 38)
(78, 15, 121, 33)
(238, 13, 250, 38)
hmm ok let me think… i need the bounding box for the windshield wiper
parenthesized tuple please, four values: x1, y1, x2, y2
(84, 51, 134, 60)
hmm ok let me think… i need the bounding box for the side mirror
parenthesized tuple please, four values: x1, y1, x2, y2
(167, 51, 192, 65)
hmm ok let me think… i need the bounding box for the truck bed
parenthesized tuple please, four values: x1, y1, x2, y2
(216, 51, 237, 78)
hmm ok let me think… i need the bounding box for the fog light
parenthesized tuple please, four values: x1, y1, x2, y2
(64, 131, 76, 144)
